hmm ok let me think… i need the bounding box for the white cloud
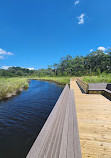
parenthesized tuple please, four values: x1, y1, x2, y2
(75, 0, 79, 5)
(0, 48, 14, 55)
(97, 47, 106, 51)
(77, 14, 85, 24)
(7, 52, 14, 55)
(89, 49, 93, 52)
(0, 56, 5, 59)
(0, 48, 6, 55)
(28, 67, 34, 70)
(1, 66, 12, 69)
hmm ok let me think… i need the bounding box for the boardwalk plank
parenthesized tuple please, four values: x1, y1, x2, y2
(42, 91, 69, 158)
(67, 90, 75, 158)
(70, 90, 82, 158)
(70, 79, 111, 158)
(39, 85, 69, 158)
(26, 84, 82, 158)
(59, 90, 70, 158)
(51, 95, 68, 158)
(26, 84, 69, 158)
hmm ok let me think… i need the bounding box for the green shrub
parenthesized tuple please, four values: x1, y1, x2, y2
(0, 77, 29, 99)
(83, 73, 111, 83)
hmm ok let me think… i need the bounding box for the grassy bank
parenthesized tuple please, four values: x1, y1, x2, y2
(83, 73, 111, 83)
(1, 74, 110, 99)
(0, 77, 29, 99)
(30, 76, 71, 85)
(0, 76, 70, 99)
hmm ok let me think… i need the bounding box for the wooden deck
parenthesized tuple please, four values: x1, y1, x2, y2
(26, 84, 81, 158)
(70, 79, 111, 158)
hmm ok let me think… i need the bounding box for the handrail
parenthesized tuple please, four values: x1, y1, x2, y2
(77, 78, 89, 93)
(26, 84, 69, 158)
(26, 83, 82, 158)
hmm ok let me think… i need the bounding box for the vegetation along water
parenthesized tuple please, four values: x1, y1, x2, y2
(83, 73, 111, 83)
(0, 49, 110, 77)
(0, 49, 110, 98)
(0, 80, 63, 158)
(0, 78, 29, 99)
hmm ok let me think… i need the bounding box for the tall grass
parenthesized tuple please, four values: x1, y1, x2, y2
(0, 77, 29, 99)
(83, 73, 111, 83)
(1, 73, 110, 99)
(0, 76, 70, 99)
(29, 76, 71, 85)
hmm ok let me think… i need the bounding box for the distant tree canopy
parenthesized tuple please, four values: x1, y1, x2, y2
(0, 49, 111, 77)
(0, 67, 34, 77)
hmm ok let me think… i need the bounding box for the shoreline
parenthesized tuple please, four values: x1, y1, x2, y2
(0, 78, 65, 100)
(0, 78, 29, 100)
(0, 77, 66, 100)
(32, 78, 66, 85)
(0, 88, 23, 100)
(30, 77, 71, 85)
(0, 78, 66, 100)
(0, 86, 29, 100)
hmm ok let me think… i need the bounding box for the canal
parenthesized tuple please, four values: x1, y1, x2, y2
(0, 80, 63, 158)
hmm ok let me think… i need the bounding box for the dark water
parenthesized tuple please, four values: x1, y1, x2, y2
(0, 80, 63, 158)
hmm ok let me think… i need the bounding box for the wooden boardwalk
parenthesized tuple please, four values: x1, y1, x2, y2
(26, 84, 81, 158)
(70, 79, 111, 158)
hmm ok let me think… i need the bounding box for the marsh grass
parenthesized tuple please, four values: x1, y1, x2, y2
(83, 73, 111, 83)
(0, 76, 70, 99)
(1, 73, 110, 99)
(29, 76, 71, 85)
(0, 77, 29, 99)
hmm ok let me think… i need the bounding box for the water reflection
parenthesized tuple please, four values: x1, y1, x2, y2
(0, 80, 63, 158)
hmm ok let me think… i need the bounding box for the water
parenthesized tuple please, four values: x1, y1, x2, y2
(0, 80, 63, 158)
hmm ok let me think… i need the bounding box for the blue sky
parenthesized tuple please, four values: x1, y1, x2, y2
(0, 0, 111, 70)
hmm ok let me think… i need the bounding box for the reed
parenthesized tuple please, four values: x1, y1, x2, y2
(0, 77, 29, 99)
(29, 76, 70, 85)
(83, 73, 111, 83)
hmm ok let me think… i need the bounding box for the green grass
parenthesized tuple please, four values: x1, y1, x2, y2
(0, 76, 70, 99)
(83, 73, 111, 83)
(0, 77, 29, 99)
(1, 73, 110, 99)
(29, 76, 71, 85)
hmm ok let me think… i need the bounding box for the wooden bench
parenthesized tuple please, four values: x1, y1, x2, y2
(88, 83, 107, 91)
(77, 78, 89, 93)
(77, 79, 111, 99)
(26, 84, 81, 158)
(103, 84, 111, 99)
(88, 83, 111, 99)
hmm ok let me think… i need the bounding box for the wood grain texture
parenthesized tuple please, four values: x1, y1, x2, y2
(70, 78, 111, 158)
(26, 84, 69, 158)
(26, 83, 81, 158)
(77, 78, 89, 93)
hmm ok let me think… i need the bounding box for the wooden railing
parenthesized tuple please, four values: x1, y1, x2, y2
(26, 84, 81, 158)
(77, 78, 89, 94)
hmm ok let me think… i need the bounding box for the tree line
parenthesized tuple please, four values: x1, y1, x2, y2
(0, 49, 111, 77)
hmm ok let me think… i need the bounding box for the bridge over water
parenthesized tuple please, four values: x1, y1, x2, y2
(27, 78, 111, 158)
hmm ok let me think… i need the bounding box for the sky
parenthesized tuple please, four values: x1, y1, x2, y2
(0, 0, 111, 70)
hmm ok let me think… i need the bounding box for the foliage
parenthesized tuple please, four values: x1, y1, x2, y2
(83, 73, 111, 83)
(0, 67, 34, 77)
(0, 78, 29, 99)
(29, 76, 70, 85)
(0, 48, 111, 77)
